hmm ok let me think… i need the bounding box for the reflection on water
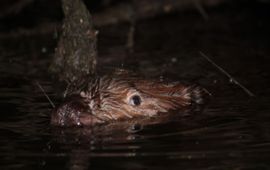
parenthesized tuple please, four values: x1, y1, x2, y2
(1, 2, 270, 170)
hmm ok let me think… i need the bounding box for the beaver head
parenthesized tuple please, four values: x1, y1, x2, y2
(51, 72, 207, 127)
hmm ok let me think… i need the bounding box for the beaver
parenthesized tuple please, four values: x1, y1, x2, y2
(51, 70, 208, 127)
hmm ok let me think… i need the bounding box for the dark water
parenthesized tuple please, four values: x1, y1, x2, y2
(1, 2, 270, 170)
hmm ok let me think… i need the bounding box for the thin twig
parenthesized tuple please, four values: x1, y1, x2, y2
(199, 51, 255, 97)
(63, 82, 71, 98)
(35, 81, 55, 108)
(193, 0, 209, 20)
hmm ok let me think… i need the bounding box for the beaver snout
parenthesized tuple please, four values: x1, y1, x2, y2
(51, 95, 103, 127)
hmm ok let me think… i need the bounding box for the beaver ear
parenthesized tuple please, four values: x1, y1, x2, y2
(154, 85, 209, 112)
(137, 81, 209, 110)
(172, 84, 210, 105)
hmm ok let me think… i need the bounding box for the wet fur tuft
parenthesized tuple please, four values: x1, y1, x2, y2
(188, 86, 210, 105)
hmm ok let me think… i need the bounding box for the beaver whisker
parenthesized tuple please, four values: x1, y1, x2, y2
(35, 81, 55, 108)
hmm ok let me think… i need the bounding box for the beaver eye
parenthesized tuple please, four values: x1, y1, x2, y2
(129, 95, 141, 106)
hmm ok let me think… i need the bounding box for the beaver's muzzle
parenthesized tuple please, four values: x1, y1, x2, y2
(51, 95, 103, 127)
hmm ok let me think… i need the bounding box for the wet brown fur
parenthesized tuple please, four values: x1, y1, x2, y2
(51, 70, 207, 127)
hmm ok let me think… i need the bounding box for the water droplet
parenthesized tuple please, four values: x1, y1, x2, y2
(159, 75, 164, 81)
(171, 57, 177, 63)
(128, 123, 143, 133)
(41, 47, 47, 53)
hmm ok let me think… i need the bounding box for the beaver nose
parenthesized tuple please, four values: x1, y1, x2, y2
(50, 95, 88, 127)
(51, 95, 104, 127)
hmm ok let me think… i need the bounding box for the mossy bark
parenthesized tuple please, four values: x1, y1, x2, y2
(50, 0, 97, 84)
